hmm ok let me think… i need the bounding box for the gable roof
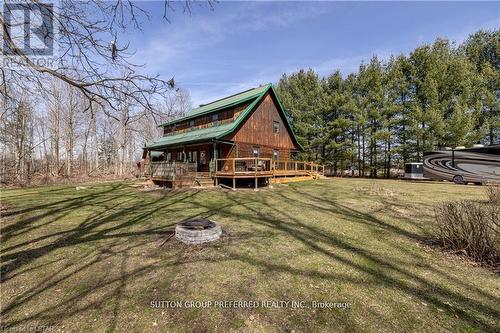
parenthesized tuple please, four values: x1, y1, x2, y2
(145, 84, 302, 150)
(158, 85, 269, 127)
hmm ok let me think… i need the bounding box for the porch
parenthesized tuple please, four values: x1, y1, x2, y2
(146, 161, 198, 187)
(215, 158, 324, 188)
(143, 158, 324, 188)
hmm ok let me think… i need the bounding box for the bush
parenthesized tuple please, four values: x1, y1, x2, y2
(486, 184, 500, 205)
(434, 200, 500, 266)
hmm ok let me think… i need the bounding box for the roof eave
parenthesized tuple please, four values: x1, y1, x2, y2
(269, 85, 304, 151)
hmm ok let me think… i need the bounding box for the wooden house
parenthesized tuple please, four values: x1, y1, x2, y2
(143, 84, 323, 187)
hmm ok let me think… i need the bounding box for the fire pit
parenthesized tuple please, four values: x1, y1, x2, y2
(175, 218, 221, 244)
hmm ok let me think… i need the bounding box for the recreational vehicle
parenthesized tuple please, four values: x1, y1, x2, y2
(423, 145, 500, 185)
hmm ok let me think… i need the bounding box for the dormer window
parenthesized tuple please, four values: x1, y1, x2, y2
(189, 120, 195, 127)
(212, 114, 219, 121)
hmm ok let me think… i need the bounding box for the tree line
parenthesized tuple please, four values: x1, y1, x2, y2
(276, 30, 499, 177)
(1, 1, 199, 186)
(0, 82, 190, 185)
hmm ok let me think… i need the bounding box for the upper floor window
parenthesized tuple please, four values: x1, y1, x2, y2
(252, 146, 260, 158)
(273, 121, 280, 133)
(212, 113, 219, 121)
(189, 120, 195, 127)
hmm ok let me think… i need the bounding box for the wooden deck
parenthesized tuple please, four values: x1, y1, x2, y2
(144, 159, 324, 188)
(215, 158, 324, 188)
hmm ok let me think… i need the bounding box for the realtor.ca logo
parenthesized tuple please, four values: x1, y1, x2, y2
(2, 0, 59, 67)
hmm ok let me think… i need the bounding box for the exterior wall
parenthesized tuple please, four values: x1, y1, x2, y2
(227, 92, 299, 159)
(163, 102, 250, 136)
(235, 143, 292, 160)
(157, 143, 235, 172)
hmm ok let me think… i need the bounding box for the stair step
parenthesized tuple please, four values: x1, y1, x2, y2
(197, 180, 214, 184)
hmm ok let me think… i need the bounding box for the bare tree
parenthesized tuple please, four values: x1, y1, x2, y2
(0, 1, 213, 113)
(0, 1, 202, 184)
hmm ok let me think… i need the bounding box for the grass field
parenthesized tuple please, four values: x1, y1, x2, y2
(1, 179, 498, 332)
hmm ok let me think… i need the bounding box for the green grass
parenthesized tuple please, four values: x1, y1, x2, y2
(1, 179, 498, 332)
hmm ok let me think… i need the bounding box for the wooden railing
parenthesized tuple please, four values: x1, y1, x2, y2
(146, 161, 197, 181)
(214, 158, 324, 177)
(215, 158, 273, 177)
(272, 160, 324, 176)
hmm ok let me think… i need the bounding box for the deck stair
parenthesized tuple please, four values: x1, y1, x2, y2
(195, 172, 214, 187)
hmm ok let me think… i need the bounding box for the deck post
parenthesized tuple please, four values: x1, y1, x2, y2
(255, 177, 258, 189)
(232, 178, 236, 189)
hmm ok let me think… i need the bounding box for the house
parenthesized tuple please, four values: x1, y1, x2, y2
(143, 83, 323, 187)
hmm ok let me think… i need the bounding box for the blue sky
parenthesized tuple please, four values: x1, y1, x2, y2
(128, 1, 500, 106)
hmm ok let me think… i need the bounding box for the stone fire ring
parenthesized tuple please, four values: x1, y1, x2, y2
(175, 218, 222, 245)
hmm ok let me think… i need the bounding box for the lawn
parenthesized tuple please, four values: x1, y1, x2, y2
(1, 179, 498, 332)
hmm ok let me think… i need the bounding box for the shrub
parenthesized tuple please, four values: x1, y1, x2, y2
(434, 200, 500, 266)
(486, 184, 500, 205)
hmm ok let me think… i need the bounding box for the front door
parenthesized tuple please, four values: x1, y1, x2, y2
(199, 150, 207, 172)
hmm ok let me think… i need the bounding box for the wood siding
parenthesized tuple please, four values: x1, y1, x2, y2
(227, 92, 299, 157)
(235, 143, 292, 160)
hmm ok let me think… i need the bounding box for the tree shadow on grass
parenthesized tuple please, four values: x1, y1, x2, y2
(211, 188, 499, 331)
(1, 183, 499, 332)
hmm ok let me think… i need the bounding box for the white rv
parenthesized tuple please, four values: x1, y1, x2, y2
(423, 144, 500, 185)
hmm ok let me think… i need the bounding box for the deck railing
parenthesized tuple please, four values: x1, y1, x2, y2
(215, 158, 273, 177)
(147, 161, 197, 181)
(214, 158, 324, 177)
(272, 160, 324, 176)
(145, 159, 324, 180)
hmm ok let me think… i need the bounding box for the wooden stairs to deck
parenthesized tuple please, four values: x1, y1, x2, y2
(194, 172, 215, 187)
(271, 175, 314, 184)
(271, 171, 325, 184)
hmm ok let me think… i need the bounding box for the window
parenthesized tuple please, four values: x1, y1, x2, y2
(252, 146, 260, 158)
(273, 150, 279, 160)
(166, 152, 171, 162)
(177, 152, 183, 161)
(212, 113, 219, 121)
(273, 121, 280, 133)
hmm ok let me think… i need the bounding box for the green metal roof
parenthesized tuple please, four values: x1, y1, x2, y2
(145, 121, 235, 149)
(145, 83, 303, 150)
(149, 151, 164, 158)
(158, 84, 270, 127)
